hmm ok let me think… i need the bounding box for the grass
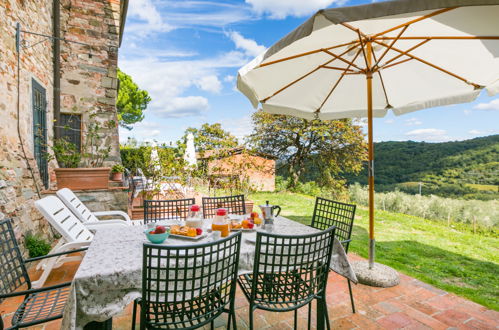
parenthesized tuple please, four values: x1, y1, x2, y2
(466, 183, 499, 192)
(248, 191, 499, 311)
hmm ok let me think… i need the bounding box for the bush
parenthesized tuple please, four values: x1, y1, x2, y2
(349, 183, 499, 230)
(25, 234, 51, 258)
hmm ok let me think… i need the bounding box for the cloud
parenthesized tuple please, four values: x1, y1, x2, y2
(120, 51, 248, 118)
(404, 117, 422, 126)
(119, 121, 162, 142)
(463, 109, 472, 115)
(227, 31, 266, 57)
(245, 0, 345, 19)
(127, 0, 174, 35)
(384, 119, 394, 124)
(473, 98, 499, 111)
(405, 128, 451, 142)
(224, 75, 235, 83)
(218, 115, 254, 142)
(468, 129, 486, 135)
(195, 75, 222, 93)
(155, 96, 209, 118)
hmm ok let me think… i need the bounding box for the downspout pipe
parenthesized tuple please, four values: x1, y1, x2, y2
(53, 0, 61, 139)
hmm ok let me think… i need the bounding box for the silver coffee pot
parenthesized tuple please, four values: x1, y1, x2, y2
(258, 201, 281, 227)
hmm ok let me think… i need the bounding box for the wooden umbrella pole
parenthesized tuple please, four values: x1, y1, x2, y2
(366, 40, 375, 269)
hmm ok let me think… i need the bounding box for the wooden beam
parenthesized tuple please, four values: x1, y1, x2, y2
(321, 48, 364, 71)
(379, 39, 430, 68)
(372, 7, 457, 38)
(258, 41, 358, 68)
(373, 25, 408, 69)
(382, 57, 414, 70)
(374, 39, 481, 88)
(377, 36, 499, 40)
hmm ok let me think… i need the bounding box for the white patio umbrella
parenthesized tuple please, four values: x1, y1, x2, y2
(150, 141, 161, 173)
(183, 133, 197, 168)
(237, 0, 499, 277)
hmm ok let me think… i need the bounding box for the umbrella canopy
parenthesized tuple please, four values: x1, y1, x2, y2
(183, 133, 197, 168)
(237, 0, 499, 267)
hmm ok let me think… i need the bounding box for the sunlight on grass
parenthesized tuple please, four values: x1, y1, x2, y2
(248, 191, 499, 310)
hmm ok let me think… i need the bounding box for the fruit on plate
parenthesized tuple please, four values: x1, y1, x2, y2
(253, 217, 262, 225)
(151, 225, 166, 234)
(230, 221, 242, 230)
(196, 228, 203, 236)
(242, 219, 254, 229)
(250, 212, 259, 219)
(190, 204, 200, 212)
(170, 225, 198, 237)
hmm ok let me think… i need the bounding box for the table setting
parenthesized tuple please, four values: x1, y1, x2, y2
(61, 202, 357, 329)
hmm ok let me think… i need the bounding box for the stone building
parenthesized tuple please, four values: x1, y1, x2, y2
(0, 0, 128, 243)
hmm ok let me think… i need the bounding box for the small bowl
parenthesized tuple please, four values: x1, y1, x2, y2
(144, 229, 170, 244)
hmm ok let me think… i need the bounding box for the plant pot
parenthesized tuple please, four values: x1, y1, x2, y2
(111, 172, 123, 181)
(245, 200, 254, 213)
(55, 167, 111, 190)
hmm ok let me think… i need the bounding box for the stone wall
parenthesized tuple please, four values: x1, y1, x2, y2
(0, 0, 124, 250)
(0, 0, 55, 241)
(59, 0, 121, 165)
(42, 187, 128, 213)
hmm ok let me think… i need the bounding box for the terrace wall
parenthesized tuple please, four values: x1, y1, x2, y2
(0, 0, 123, 248)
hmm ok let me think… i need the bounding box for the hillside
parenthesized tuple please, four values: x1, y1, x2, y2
(346, 134, 499, 199)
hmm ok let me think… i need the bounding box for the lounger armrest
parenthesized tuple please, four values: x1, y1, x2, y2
(94, 210, 131, 222)
(0, 281, 72, 299)
(24, 247, 88, 263)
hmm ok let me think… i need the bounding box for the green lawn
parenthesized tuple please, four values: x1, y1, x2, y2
(249, 191, 499, 311)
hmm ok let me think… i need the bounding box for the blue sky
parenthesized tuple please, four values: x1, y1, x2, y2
(118, 0, 499, 145)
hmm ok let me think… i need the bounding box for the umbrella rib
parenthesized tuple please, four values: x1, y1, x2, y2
(261, 43, 361, 103)
(379, 36, 499, 40)
(372, 7, 458, 38)
(258, 41, 359, 68)
(382, 57, 414, 70)
(379, 39, 430, 68)
(373, 25, 409, 70)
(317, 48, 363, 113)
(374, 39, 482, 88)
(371, 50, 391, 108)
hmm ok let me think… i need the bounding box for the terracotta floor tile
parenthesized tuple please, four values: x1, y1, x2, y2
(433, 309, 473, 327)
(376, 312, 413, 329)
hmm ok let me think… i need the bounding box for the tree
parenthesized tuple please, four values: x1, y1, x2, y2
(249, 111, 367, 190)
(181, 123, 239, 153)
(117, 68, 151, 129)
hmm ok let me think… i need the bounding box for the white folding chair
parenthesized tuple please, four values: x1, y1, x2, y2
(33, 196, 94, 288)
(56, 188, 142, 227)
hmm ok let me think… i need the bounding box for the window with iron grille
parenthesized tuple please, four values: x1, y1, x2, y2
(32, 79, 49, 189)
(59, 113, 82, 151)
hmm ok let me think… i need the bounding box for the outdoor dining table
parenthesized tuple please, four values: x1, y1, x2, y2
(61, 216, 357, 330)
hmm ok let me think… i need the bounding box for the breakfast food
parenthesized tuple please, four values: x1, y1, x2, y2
(230, 221, 242, 230)
(250, 212, 262, 225)
(150, 225, 167, 235)
(170, 225, 198, 237)
(242, 219, 254, 229)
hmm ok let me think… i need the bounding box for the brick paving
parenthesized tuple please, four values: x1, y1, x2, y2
(1, 254, 497, 329)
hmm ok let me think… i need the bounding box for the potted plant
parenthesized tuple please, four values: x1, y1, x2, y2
(111, 164, 125, 181)
(51, 118, 113, 190)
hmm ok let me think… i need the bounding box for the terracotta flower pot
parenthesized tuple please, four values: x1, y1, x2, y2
(55, 167, 111, 190)
(111, 172, 123, 181)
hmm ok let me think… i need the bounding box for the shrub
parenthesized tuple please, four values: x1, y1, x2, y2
(25, 234, 51, 258)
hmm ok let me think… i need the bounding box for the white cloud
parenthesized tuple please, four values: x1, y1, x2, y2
(224, 75, 235, 83)
(405, 128, 451, 142)
(218, 115, 254, 142)
(384, 119, 394, 124)
(120, 51, 248, 118)
(404, 117, 422, 126)
(468, 129, 485, 135)
(245, 0, 345, 19)
(473, 98, 499, 111)
(127, 0, 173, 35)
(119, 121, 162, 142)
(195, 75, 222, 93)
(227, 31, 266, 57)
(463, 109, 472, 115)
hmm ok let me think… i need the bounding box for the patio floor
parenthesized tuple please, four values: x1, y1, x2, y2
(1, 254, 497, 329)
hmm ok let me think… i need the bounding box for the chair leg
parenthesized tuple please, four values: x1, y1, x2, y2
(308, 302, 312, 330)
(323, 299, 331, 330)
(294, 309, 298, 330)
(347, 279, 355, 313)
(132, 300, 138, 330)
(249, 306, 255, 330)
(210, 319, 214, 330)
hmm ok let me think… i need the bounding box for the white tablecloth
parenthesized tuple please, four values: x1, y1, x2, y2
(62, 216, 356, 329)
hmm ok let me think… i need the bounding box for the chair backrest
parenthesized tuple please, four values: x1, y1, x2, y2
(56, 188, 100, 224)
(141, 232, 242, 329)
(143, 198, 195, 224)
(311, 197, 356, 251)
(202, 195, 246, 218)
(35, 196, 94, 243)
(0, 219, 31, 300)
(250, 227, 336, 310)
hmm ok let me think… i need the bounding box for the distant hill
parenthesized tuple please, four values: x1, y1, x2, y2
(346, 135, 499, 200)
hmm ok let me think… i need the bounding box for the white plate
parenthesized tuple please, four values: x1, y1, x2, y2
(169, 233, 207, 240)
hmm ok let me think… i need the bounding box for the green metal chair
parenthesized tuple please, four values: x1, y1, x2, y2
(143, 198, 195, 224)
(0, 218, 87, 329)
(238, 227, 336, 330)
(311, 197, 357, 313)
(202, 195, 246, 218)
(133, 232, 242, 330)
